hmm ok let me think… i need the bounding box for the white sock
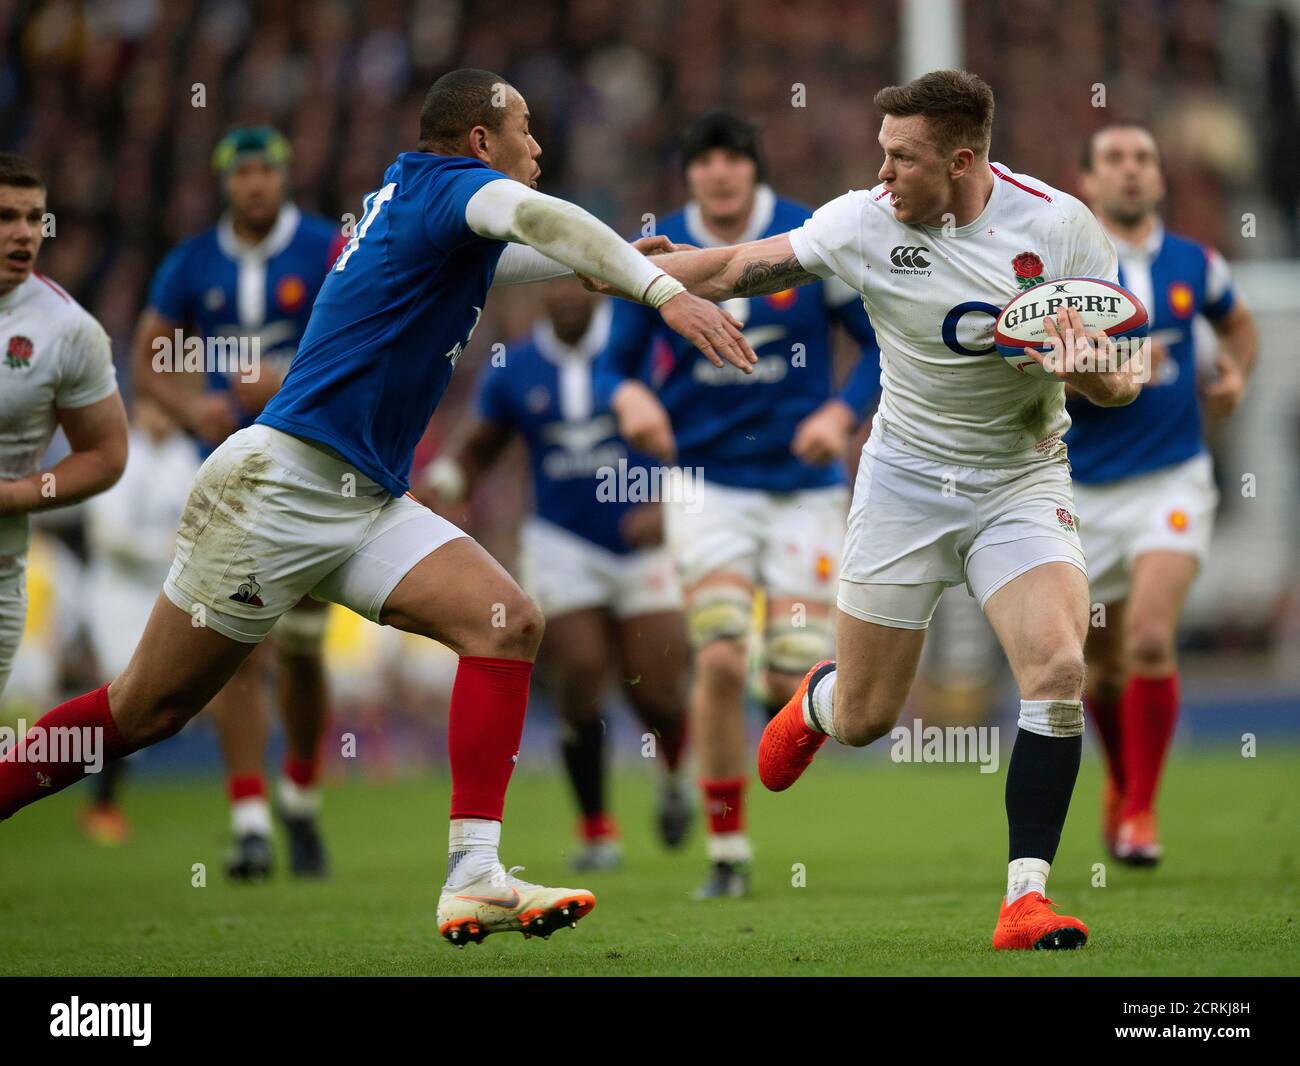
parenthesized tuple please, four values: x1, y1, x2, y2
(446, 818, 501, 887)
(803, 668, 843, 743)
(277, 777, 321, 819)
(231, 797, 272, 838)
(706, 832, 753, 864)
(1006, 857, 1050, 904)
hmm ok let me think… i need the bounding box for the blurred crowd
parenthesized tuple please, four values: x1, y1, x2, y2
(3, 0, 1292, 378)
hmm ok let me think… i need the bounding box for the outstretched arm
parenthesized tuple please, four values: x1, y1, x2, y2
(465, 180, 755, 372)
(632, 233, 820, 302)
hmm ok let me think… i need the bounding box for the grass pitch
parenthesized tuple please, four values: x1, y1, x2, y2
(1, 748, 1296, 976)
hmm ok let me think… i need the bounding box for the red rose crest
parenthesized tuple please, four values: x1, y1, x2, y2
(1055, 507, 1076, 532)
(1013, 252, 1044, 279)
(1012, 251, 1045, 291)
(5, 335, 33, 369)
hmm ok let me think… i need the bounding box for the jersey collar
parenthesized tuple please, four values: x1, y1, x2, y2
(217, 202, 302, 261)
(919, 169, 1002, 238)
(0, 275, 32, 313)
(533, 299, 613, 364)
(1106, 218, 1165, 260)
(684, 184, 777, 247)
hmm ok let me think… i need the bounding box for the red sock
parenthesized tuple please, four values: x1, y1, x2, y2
(0, 685, 130, 821)
(1085, 691, 1125, 791)
(661, 717, 687, 774)
(581, 811, 618, 842)
(448, 655, 533, 821)
(1120, 674, 1179, 818)
(227, 774, 266, 802)
(282, 753, 319, 789)
(702, 777, 745, 835)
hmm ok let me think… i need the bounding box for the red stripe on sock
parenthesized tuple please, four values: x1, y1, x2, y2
(0, 684, 128, 821)
(448, 655, 533, 821)
(1120, 674, 1179, 818)
(1085, 691, 1124, 791)
(581, 811, 618, 842)
(702, 777, 745, 835)
(228, 774, 266, 802)
(282, 754, 319, 788)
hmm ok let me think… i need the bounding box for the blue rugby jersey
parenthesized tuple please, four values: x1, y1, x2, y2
(1066, 223, 1236, 484)
(592, 187, 882, 493)
(258, 155, 511, 497)
(476, 301, 657, 555)
(148, 204, 343, 439)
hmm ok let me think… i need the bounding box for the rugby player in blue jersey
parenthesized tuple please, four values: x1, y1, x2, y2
(129, 127, 343, 880)
(593, 112, 882, 898)
(425, 280, 691, 871)
(1070, 124, 1258, 866)
(0, 69, 756, 947)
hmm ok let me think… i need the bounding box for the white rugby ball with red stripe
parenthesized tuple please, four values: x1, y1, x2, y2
(994, 276, 1148, 378)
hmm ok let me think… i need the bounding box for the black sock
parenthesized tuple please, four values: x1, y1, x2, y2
(560, 718, 606, 819)
(1005, 728, 1082, 863)
(93, 756, 127, 807)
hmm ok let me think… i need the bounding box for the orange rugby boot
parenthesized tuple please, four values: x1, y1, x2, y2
(758, 660, 834, 792)
(992, 891, 1089, 950)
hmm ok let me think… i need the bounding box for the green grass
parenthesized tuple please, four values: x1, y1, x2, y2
(1, 748, 1296, 976)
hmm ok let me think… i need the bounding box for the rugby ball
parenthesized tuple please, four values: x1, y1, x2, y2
(994, 276, 1148, 378)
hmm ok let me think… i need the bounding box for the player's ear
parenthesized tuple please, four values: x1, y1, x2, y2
(466, 124, 492, 164)
(950, 147, 974, 180)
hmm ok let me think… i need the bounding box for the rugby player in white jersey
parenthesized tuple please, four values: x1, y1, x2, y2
(0, 153, 127, 696)
(628, 71, 1144, 948)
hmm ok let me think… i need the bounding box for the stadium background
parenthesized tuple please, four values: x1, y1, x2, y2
(0, 0, 1297, 801)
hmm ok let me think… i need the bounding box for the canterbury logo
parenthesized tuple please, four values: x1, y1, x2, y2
(889, 245, 931, 269)
(455, 888, 520, 909)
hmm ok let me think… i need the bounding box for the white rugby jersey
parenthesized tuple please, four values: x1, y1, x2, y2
(789, 163, 1118, 468)
(0, 273, 118, 556)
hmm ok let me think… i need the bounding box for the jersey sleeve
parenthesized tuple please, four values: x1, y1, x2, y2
(788, 191, 866, 290)
(592, 297, 660, 409)
(1203, 247, 1236, 320)
(425, 166, 511, 250)
(474, 359, 516, 427)
(147, 244, 194, 322)
(55, 314, 119, 409)
(1064, 202, 1119, 283)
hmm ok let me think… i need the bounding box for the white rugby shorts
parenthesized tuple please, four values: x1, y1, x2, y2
(837, 422, 1087, 629)
(1072, 452, 1218, 605)
(163, 425, 467, 643)
(663, 477, 846, 603)
(518, 516, 681, 620)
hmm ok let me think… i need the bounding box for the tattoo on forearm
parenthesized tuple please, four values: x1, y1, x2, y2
(732, 254, 816, 297)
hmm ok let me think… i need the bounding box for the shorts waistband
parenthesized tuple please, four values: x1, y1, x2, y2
(245, 425, 388, 497)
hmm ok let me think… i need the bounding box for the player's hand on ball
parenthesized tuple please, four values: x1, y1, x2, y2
(1200, 350, 1246, 418)
(791, 398, 856, 465)
(658, 291, 756, 373)
(1036, 307, 1141, 407)
(612, 380, 677, 464)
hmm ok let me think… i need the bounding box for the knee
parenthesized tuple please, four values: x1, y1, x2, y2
(1023, 646, 1086, 701)
(107, 675, 202, 748)
(694, 639, 748, 693)
(468, 590, 545, 660)
(1125, 620, 1174, 674)
(836, 697, 899, 748)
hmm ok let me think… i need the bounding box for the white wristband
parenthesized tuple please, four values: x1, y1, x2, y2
(643, 273, 686, 309)
(425, 456, 467, 502)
